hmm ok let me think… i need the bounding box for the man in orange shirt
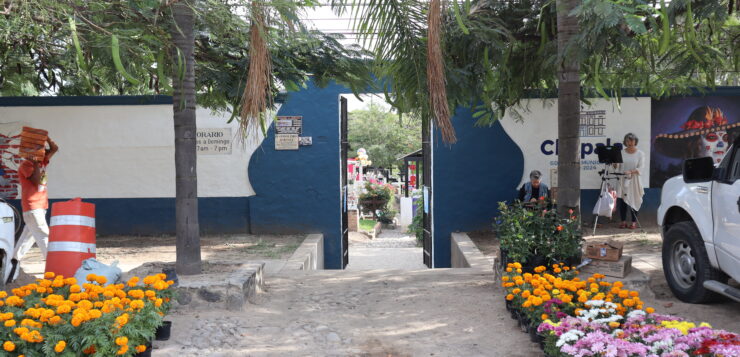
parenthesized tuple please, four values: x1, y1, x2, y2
(14, 137, 58, 260)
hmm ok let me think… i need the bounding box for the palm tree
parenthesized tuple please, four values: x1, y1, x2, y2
(556, 0, 581, 217)
(171, 0, 202, 275)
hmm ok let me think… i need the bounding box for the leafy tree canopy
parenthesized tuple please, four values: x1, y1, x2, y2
(338, 0, 739, 124)
(0, 0, 373, 115)
(348, 103, 421, 169)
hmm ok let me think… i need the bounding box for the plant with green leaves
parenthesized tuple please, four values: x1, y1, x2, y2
(495, 200, 582, 266)
(348, 103, 422, 170)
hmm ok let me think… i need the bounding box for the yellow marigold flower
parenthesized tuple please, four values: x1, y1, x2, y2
(521, 290, 531, 298)
(71, 317, 82, 327)
(56, 305, 71, 314)
(115, 313, 129, 327)
(44, 272, 55, 279)
(506, 294, 514, 301)
(561, 295, 573, 303)
(145, 290, 156, 298)
(86, 274, 97, 282)
(115, 336, 129, 346)
(609, 321, 620, 328)
(506, 268, 513, 273)
(51, 279, 64, 288)
(623, 298, 635, 307)
(89, 309, 102, 319)
(36, 287, 46, 294)
(4, 320, 15, 327)
(135, 345, 147, 353)
(48, 316, 62, 325)
(143, 276, 156, 285)
(69, 285, 81, 293)
(512, 288, 522, 295)
(64, 277, 77, 285)
(532, 297, 543, 306)
(513, 262, 522, 269)
(699, 322, 711, 328)
(516, 268, 522, 274)
(3, 341, 15, 352)
(155, 298, 163, 308)
(39, 279, 52, 287)
(54, 341, 66, 353)
(501, 276, 510, 282)
(522, 301, 532, 308)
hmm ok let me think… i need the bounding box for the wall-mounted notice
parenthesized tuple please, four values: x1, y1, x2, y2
(197, 128, 232, 155)
(275, 116, 302, 135)
(299, 136, 312, 146)
(275, 134, 299, 150)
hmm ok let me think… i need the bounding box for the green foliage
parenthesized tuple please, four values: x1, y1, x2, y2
(336, 0, 738, 127)
(0, 0, 373, 118)
(359, 219, 377, 232)
(348, 103, 422, 169)
(376, 209, 397, 224)
(495, 201, 582, 263)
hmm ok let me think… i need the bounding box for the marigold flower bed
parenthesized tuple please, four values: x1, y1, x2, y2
(502, 262, 740, 357)
(0, 272, 175, 356)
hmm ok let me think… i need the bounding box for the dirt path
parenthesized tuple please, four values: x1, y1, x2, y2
(18, 234, 304, 276)
(155, 269, 541, 357)
(468, 225, 740, 332)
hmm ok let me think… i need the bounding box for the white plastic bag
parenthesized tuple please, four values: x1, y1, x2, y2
(592, 185, 617, 218)
(73, 258, 121, 285)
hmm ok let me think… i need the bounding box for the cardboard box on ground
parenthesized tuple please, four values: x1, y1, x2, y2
(581, 256, 633, 278)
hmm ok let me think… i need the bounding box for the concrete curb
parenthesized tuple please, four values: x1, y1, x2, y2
(451, 232, 494, 270)
(124, 261, 264, 311)
(283, 234, 324, 271)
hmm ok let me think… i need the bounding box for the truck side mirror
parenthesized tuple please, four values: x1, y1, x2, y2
(683, 157, 714, 183)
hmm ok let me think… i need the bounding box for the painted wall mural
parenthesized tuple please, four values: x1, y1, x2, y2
(650, 96, 740, 188)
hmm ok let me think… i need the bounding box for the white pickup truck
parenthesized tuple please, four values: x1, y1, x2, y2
(658, 135, 740, 303)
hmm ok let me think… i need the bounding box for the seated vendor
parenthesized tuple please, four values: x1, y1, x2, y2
(518, 170, 550, 203)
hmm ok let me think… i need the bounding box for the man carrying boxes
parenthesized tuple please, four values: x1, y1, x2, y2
(13, 127, 58, 261)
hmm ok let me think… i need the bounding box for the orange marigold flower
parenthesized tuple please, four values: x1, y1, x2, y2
(115, 336, 128, 346)
(645, 307, 655, 314)
(609, 321, 620, 328)
(135, 345, 147, 353)
(556, 225, 563, 231)
(4, 320, 15, 327)
(116, 345, 129, 355)
(541, 314, 548, 320)
(3, 341, 15, 352)
(44, 272, 55, 279)
(506, 294, 514, 301)
(54, 341, 66, 353)
(86, 274, 97, 282)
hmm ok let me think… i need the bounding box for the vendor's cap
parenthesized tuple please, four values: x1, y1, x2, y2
(529, 170, 542, 180)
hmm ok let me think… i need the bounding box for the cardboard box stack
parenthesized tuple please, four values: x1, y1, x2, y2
(582, 241, 632, 278)
(20, 126, 48, 161)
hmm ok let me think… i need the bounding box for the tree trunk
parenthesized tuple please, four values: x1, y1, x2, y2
(171, 0, 202, 275)
(556, 0, 581, 217)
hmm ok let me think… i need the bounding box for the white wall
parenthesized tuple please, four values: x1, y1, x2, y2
(0, 104, 265, 198)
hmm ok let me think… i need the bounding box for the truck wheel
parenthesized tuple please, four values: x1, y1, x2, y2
(662, 221, 725, 303)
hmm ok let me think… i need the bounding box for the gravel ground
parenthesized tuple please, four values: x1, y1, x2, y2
(154, 269, 542, 357)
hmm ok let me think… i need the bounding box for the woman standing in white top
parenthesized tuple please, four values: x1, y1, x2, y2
(617, 133, 645, 229)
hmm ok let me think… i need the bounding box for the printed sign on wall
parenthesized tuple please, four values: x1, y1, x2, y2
(650, 96, 740, 188)
(275, 134, 299, 150)
(196, 128, 232, 155)
(500, 98, 652, 189)
(275, 116, 302, 135)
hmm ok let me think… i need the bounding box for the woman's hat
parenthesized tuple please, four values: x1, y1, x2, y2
(654, 106, 740, 158)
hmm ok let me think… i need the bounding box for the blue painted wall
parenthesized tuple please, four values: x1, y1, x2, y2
(7, 197, 250, 237)
(248, 81, 345, 269)
(432, 107, 524, 267)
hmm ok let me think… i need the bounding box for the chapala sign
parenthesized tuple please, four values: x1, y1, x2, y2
(500, 98, 652, 189)
(196, 128, 232, 155)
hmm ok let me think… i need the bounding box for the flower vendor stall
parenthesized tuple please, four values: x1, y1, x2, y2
(501, 263, 740, 356)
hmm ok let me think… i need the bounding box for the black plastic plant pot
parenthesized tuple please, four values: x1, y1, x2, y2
(518, 315, 530, 333)
(538, 334, 546, 350)
(505, 299, 512, 312)
(510, 307, 519, 320)
(528, 323, 539, 342)
(155, 320, 172, 341)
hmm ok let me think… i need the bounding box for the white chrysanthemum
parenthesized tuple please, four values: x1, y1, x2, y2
(627, 310, 647, 318)
(556, 329, 585, 347)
